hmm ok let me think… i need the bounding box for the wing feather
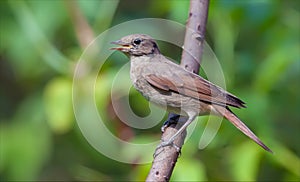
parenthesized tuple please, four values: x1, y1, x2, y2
(145, 73, 245, 108)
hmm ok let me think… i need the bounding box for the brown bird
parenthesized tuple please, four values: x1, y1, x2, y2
(111, 34, 272, 153)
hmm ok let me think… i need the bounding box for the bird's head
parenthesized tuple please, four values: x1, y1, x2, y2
(111, 34, 160, 56)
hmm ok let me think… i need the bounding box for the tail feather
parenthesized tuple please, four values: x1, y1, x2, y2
(214, 105, 273, 153)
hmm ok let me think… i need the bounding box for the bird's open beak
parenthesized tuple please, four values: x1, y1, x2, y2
(110, 40, 132, 52)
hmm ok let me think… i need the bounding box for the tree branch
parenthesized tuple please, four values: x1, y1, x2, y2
(146, 0, 209, 181)
(65, 0, 95, 49)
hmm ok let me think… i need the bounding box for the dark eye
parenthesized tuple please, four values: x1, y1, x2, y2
(133, 38, 142, 45)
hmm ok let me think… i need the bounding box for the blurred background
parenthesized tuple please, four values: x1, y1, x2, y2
(1, 0, 299, 181)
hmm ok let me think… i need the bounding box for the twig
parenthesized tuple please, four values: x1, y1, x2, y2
(146, 0, 209, 181)
(65, 0, 95, 49)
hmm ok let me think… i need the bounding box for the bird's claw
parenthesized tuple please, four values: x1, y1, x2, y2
(153, 140, 181, 158)
(161, 125, 168, 133)
(161, 114, 180, 133)
(160, 141, 181, 152)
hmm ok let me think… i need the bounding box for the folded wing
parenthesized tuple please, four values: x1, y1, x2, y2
(145, 73, 246, 108)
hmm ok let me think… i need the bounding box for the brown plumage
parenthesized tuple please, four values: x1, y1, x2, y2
(111, 34, 272, 153)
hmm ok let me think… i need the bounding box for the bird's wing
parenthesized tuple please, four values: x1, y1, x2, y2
(145, 74, 177, 92)
(145, 71, 245, 108)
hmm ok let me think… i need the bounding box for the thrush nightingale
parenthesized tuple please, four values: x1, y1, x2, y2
(111, 34, 272, 153)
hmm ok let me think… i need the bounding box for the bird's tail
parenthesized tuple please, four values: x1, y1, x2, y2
(214, 105, 273, 153)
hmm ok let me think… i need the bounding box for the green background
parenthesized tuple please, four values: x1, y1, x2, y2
(1, 0, 299, 181)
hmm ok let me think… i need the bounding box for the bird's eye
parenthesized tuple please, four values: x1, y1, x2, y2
(133, 38, 142, 45)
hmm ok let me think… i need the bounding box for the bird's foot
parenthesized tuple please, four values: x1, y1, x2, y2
(159, 140, 181, 152)
(161, 113, 180, 132)
(161, 124, 169, 133)
(153, 140, 181, 158)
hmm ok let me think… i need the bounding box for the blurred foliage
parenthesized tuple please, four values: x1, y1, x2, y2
(1, 0, 300, 181)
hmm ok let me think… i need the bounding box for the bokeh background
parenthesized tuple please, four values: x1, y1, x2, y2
(1, 0, 299, 181)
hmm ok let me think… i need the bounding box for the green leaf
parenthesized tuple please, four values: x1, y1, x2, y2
(1, 92, 51, 180)
(44, 77, 73, 134)
(271, 142, 300, 177)
(171, 158, 207, 181)
(229, 141, 262, 181)
(254, 44, 299, 93)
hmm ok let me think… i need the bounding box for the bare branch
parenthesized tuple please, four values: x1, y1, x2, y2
(146, 0, 209, 181)
(65, 0, 95, 49)
(181, 0, 209, 72)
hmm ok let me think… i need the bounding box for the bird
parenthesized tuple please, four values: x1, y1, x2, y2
(111, 34, 272, 153)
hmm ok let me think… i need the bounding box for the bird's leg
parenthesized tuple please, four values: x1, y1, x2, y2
(157, 113, 197, 152)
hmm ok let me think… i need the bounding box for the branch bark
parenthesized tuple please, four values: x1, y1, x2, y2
(146, 0, 209, 181)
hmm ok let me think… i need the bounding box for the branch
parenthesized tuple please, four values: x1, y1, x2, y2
(146, 0, 209, 181)
(65, 0, 95, 49)
(180, 0, 208, 71)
